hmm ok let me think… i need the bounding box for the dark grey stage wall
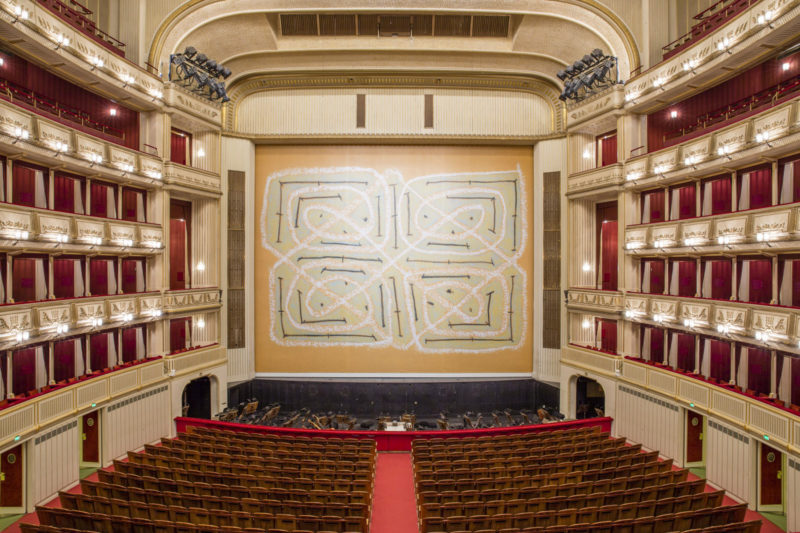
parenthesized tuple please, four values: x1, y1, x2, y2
(228, 379, 560, 418)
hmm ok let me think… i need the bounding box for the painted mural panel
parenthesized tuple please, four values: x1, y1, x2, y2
(255, 145, 534, 374)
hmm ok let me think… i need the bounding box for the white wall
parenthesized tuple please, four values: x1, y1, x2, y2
(614, 383, 683, 464)
(706, 417, 756, 505)
(103, 385, 171, 464)
(28, 420, 80, 506)
(533, 138, 567, 384)
(220, 136, 255, 383)
(787, 457, 800, 532)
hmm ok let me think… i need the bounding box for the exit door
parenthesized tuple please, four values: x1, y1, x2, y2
(759, 443, 782, 507)
(0, 445, 23, 508)
(82, 411, 99, 464)
(686, 410, 704, 464)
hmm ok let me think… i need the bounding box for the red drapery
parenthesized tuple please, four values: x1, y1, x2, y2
(121, 326, 141, 363)
(676, 333, 695, 371)
(170, 219, 188, 290)
(648, 327, 665, 363)
(170, 318, 191, 353)
(778, 159, 800, 203)
(53, 173, 80, 213)
(793, 260, 800, 306)
(643, 259, 665, 294)
(89, 258, 113, 296)
(53, 339, 75, 382)
(121, 187, 145, 222)
(52, 258, 76, 299)
(676, 260, 697, 297)
(600, 133, 617, 166)
(12, 164, 41, 208)
(673, 184, 696, 220)
(170, 130, 189, 166)
(90, 333, 111, 371)
(709, 340, 731, 382)
(644, 190, 666, 223)
(13, 257, 37, 303)
(744, 259, 772, 304)
(1, 50, 139, 150)
(121, 258, 143, 294)
(792, 357, 800, 406)
(741, 167, 772, 210)
(747, 347, 772, 396)
(707, 176, 732, 214)
(600, 221, 618, 290)
(709, 260, 732, 300)
(647, 50, 800, 152)
(599, 320, 617, 353)
(90, 182, 115, 218)
(11, 347, 36, 395)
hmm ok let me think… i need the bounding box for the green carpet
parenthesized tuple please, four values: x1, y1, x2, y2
(0, 513, 23, 531)
(760, 511, 787, 531)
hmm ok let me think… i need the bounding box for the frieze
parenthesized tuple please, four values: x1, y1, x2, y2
(0, 100, 32, 134)
(753, 102, 794, 137)
(651, 223, 678, 243)
(163, 162, 221, 194)
(108, 223, 135, 243)
(74, 133, 105, 160)
(138, 295, 163, 315)
(138, 226, 163, 244)
(650, 298, 677, 318)
(714, 305, 747, 330)
(566, 164, 624, 195)
(681, 220, 711, 242)
(36, 304, 71, 330)
(0, 309, 33, 335)
(139, 154, 163, 177)
(0, 207, 33, 235)
(36, 213, 71, 237)
(715, 122, 750, 151)
(37, 121, 71, 149)
(650, 147, 680, 172)
(683, 137, 712, 161)
(624, 296, 649, 315)
(74, 301, 105, 323)
(625, 227, 648, 246)
(679, 302, 710, 324)
(751, 309, 791, 337)
(715, 215, 748, 239)
(752, 210, 791, 235)
(109, 146, 136, 168)
(75, 219, 105, 240)
(108, 297, 136, 318)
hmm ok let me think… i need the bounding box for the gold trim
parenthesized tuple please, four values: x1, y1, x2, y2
(147, 1, 640, 81)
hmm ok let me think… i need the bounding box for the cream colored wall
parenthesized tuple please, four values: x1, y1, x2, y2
(220, 136, 256, 383)
(615, 383, 684, 465)
(788, 459, 800, 532)
(29, 420, 80, 506)
(236, 88, 555, 138)
(102, 384, 171, 464)
(706, 418, 757, 505)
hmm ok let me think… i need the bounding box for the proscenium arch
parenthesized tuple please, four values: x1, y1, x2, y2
(147, 0, 641, 83)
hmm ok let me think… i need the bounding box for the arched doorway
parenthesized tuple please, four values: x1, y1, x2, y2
(183, 377, 211, 419)
(575, 376, 605, 419)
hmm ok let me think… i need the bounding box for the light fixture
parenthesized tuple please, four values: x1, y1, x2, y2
(85, 152, 103, 166)
(146, 170, 162, 180)
(149, 88, 163, 100)
(117, 313, 133, 323)
(684, 154, 699, 169)
(14, 330, 30, 342)
(683, 237, 704, 247)
(12, 5, 29, 23)
(682, 59, 697, 73)
(670, 110, 678, 119)
(755, 330, 770, 343)
(11, 230, 29, 241)
(683, 318, 695, 328)
(717, 145, 732, 160)
(196, 318, 206, 329)
(116, 238, 134, 247)
(653, 239, 672, 249)
(782, 62, 791, 72)
(755, 130, 773, 147)
(625, 91, 639, 103)
(53, 34, 70, 50)
(149, 309, 163, 318)
(45, 233, 69, 243)
(196, 261, 206, 272)
(89, 56, 104, 70)
(12, 126, 29, 144)
(197, 148, 205, 158)
(626, 171, 641, 182)
(84, 236, 103, 245)
(118, 162, 134, 175)
(581, 262, 591, 272)
(717, 37, 732, 53)
(109, 108, 117, 117)
(582, 150, 592, 160)
(0, 58, 3, 67)
(55, 324, 69, 334)
(90, 317, 104, 328)
(625, 241, 644, 250)
(142, 240, 162, 248)
(581, 319, 591, 329)
(121, 73, 135, 87)
(757, 10, 775, 27)
(716, 323, 730, 334)
(652, 76, 667, 90)
(52, 140, 69, 154)
(653, 164, 668, 177)
(653, 314, 665, 323)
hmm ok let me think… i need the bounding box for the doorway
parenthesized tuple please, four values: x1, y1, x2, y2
(685, 409, 704, 466)
(575, 377, 605, 419)
(759, 443, 783, 511)
(0, 445, 24, 510)
(81, 411, 100, 465)
(183, 377, 212, 419)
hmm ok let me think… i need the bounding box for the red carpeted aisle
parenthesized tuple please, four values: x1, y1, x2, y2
(370, 452, 420, 533)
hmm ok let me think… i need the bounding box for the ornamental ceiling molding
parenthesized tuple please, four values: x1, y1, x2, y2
(147, 0, 640, 81)
(221, 72, 566, 134)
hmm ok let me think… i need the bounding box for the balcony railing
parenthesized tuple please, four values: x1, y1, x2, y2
(35, 0, 125, 56)
(567, 288, 624, 314)
(662, 0, 755, 59)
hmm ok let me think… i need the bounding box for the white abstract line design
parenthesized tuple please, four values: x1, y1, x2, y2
(260, 166, 528, 352)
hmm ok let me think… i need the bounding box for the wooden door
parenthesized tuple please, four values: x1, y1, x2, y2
(686, 410, 704, 463)
(82, 411, 99, 464)
(760, 443, 782, 506)
(0, 445, 23, 508)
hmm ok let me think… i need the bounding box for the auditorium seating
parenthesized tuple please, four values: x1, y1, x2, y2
(30, 425, 376, 533)
(411, 426, 760, 533)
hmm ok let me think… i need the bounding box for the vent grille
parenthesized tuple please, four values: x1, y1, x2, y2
(107, 385, 168, 413)
(281, 14, 318, 36)
(319, 14, 356, 36)
(472, 15, 509, 37)
(435, 15, 471, 36)
(620, 385, 680, 412)
(708, 419, 749, 443)
(34, 420, 77, 445)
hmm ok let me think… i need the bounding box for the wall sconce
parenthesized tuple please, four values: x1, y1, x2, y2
(149, 88, 163, 101)
(682, 59, 697, 74)
(45, 233, 69, 243)
(149, 309, 163, 318)
(53, 34, 70, 50)
(581, 262, 591, 272)
(582, 150, 592, 160)
(625, 241, 644, 250)
(653, 164, 668, 178)
(90, 317, 104, 328)
(717, 145, 733, 160)
(196, 261, 206, 272)
(196, 318, 206, 329)
(754, 330, 771, 343)
(684, 155, 699, 169)
(142, 240, 162, 248)
(197, 148, 206, 158)
(121, 74, 135, 88)
(652, 76, 667, 90)
(717, 37, 732, 53)
(51, 140, 69, 155)
(117, 313, 133, 323)
(85, 152, 103, 167)
(145, 170, 162, 180)
(89, 56, 104, 70)
(12, 5, 29, 23)
(10, 230, 29, 242)
(116, 238, 134, 247)
(757, 10, 775, 28)
(55, 324, 69, 334)
(683, 318, 695, 328)
(716, 323, 731, 335)
(755, 130, 773, 147)
(626, 171, 641, 182)
(12, 127, 29, 144)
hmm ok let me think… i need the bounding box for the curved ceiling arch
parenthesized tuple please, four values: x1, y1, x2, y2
(148, 0, 640, 81)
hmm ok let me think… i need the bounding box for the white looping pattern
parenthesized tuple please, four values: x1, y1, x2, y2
(260, 166, 527, 352)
